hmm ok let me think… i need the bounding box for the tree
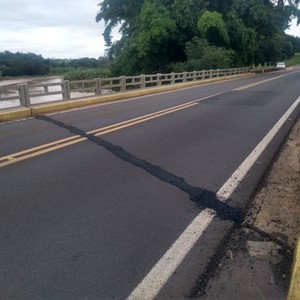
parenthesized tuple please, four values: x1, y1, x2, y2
(197, 11, 230, 46)
(111, 0, 178, 74)
(0, 51, 49, 76)
(226, 11, 257, 65)
(96, 0, 144, 46)
(96, 0, 300, 74)
(185, 37, 234, 70)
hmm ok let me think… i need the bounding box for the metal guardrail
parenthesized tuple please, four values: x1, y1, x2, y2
(0, 67, 252, 109)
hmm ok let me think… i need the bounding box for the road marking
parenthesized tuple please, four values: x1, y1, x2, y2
(1, 71, 298, 168)
(233, 72, 292, 91)
(127, 96, 300, 300)
(0, 101, 200, 168)
(44, 70, 298, 116)
(45, 75, 253, 116)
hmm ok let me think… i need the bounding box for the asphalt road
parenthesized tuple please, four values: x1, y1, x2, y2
(0, 69, 300, 299)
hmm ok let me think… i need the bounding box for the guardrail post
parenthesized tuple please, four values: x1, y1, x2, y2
(140, 75, 146, 89)
(183, 72, 187, 82)
(171, 73, 175, 85)
(94, 78, 102, 95)
(19, 84, 30, 106)
(157, 73, 161, 86)
(62, 80, 71, 100)
(193, 71, 197, 81)
(120, 76, 126, 92)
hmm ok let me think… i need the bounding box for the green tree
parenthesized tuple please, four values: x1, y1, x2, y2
(96, 0, 300, 74)
(198, 11, 230, 46)
(111, 0, 178, 74)
(226, 11, 257, 65)
(185, 37, 234, 70)
(0, 51, 49, 76)
(96, 0, 144, 46)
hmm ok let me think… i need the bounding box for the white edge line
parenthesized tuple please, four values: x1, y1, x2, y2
(127, 96, 300, 300)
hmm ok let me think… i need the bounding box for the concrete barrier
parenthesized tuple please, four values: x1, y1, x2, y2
(0, 73, 255, 122)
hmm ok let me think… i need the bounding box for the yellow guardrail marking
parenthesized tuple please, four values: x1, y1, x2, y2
(288, 237, 300, 300)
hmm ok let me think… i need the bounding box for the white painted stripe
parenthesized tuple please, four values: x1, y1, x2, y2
(127, 96, 300, 300)
(217, 95, 300, 201)
(233, 72, 291, 91)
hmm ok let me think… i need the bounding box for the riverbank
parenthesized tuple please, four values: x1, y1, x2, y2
(0, 76, 62, 87)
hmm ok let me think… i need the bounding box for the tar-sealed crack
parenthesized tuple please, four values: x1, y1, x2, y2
(36, 115, 244, 225)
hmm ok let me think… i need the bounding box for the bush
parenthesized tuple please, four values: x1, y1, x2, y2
(63, 68, 111, 81)
(185, 37, 234, 70)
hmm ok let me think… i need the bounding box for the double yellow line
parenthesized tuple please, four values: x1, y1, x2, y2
(0, 101, 197, 168)
(2, 71, 294, 169)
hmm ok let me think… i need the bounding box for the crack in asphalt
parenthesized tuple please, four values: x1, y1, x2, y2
(36, 114, 244, 225)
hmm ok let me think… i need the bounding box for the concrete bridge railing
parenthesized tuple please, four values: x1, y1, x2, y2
(0, 67, 254, 109)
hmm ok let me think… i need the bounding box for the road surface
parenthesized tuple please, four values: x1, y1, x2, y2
(0, 68, 300, 299)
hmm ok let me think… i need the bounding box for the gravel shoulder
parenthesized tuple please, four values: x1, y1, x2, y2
(249, 120, 300, 247)
(199, 118, 300, 299)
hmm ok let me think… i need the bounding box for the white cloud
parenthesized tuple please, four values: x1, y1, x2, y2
(286, 19, 300, 37)
(0, 0, 107, 58)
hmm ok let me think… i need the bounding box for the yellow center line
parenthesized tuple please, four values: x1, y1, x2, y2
(0, 102, 197, 168)
(0, 135, 81, 163)
(2, 70, 296, 168)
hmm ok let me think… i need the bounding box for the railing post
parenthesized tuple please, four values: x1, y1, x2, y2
(94, 78, 102, 95)
(62, 80, 71, 100)
(216, 69, 220, 77)
(157, 73, 161, 86)
(19, 84, 30, 106)
(120, 76, 126, 92)
(171, 73, 175, 85)
(193, 71, 197, 81)
(140, 75, 146, 89)
(183, 72, 187, 82)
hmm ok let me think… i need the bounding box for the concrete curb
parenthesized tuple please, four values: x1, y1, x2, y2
(288, 236, 300, 300)
(0, 73, 254, 122)
(0, 107, 32, 122)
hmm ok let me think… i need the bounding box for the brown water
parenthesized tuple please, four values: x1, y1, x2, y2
(0, 77, 94, 109)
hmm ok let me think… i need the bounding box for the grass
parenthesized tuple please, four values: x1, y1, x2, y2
(284, 53, 300, 67)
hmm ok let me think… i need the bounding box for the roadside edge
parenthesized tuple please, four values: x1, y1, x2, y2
(288, 236, 300, 300)
(0, 107, 32, 122)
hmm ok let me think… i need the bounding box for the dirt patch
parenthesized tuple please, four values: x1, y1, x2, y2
(248, 119, 300, 247)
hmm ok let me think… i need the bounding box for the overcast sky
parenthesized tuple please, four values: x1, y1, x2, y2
(0, 0, 117, 59)
(1, 0, 299, 59)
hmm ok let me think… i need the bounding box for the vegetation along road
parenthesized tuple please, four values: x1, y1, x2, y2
(0, 67, 299, 299)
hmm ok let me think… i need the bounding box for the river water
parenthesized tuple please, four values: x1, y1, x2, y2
(0, 76, 95, 109)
